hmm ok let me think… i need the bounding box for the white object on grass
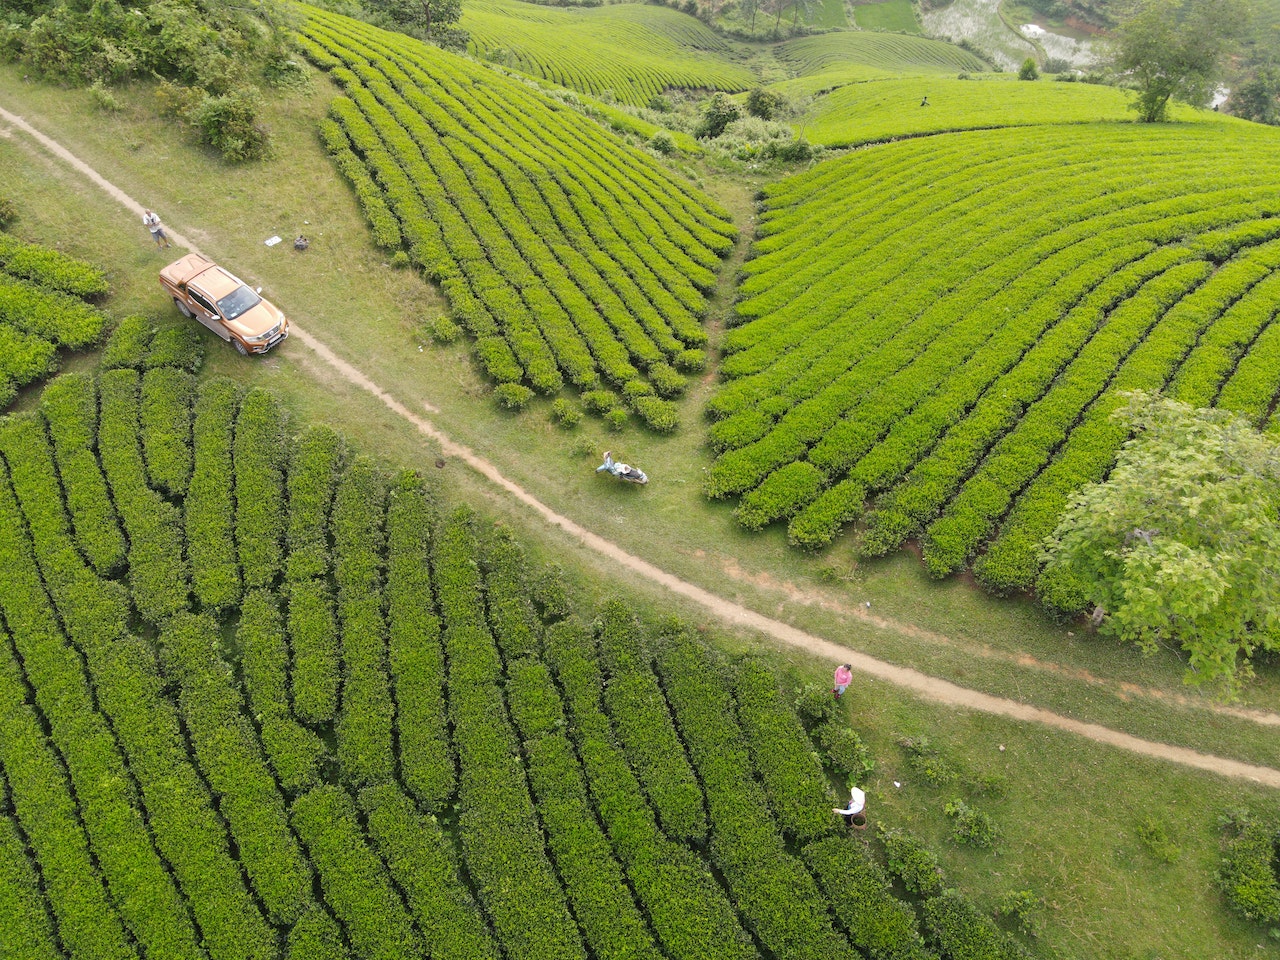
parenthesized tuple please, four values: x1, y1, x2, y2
(265, 236, 283, 247)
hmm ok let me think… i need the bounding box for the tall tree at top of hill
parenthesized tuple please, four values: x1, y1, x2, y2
(1106, 0, 1251, 121)
(366, 0, 462, 38)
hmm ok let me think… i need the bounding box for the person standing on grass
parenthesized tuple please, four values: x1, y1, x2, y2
(833, 663, 853, 699)
(143, 209, 171, 249)
(834, 786, 867, 829)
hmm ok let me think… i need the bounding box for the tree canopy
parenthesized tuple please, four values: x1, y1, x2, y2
(1106, 0, 1251, 121)
(1039, 393, 1280, 696)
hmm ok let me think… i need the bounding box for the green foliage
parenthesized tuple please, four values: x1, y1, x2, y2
(1107, 0, 1250, 121)
(1136, 817, 1182, 864)
(582, 389, 620, 414)
(746, 87, 786, 120)
(145, 324, 204, 371)
(100, 315, 154, 370)
(0, 231, 108, 298)
(0, 198, 16, 229)
(367, 0, 463, 35)
(235, 389, 288, 589)
(696, 92, 742, 139)
(995, 889, 1043, 937)
(0, 273, 106, 348)
(493, 382, 535, 410)
(551, 397, 582, 426)
(1040, 394, 1280, 694)
(193, 88, 273, 162)
(187, 377, 241, 611)
(814, 722, 875, 781)
(287, 907, 351, 960)
(882, 827, 944, 895)
(1018, 58, 1039, 80)
(649, 130, 676, 154)
(922, 889, 1028, 960)
(944, 798, 999, 848)
(1218, 811, 1280, 924)
(1230, 66, 1280, 125)
(795, 682, 839, 725)
(899, 735, 956, 786)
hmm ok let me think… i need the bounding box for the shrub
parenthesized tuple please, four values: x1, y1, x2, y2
(944, 798, 999, 848)
(795, 683, 839, 725)
(1218, 812, 1280, 924)
(234, 388, 288, 590)
(900, 735, 956, 786)
(145, 324, 204, 371)
(550, 398, 581, 427)
(0, 197, 16, 228)
(631, 395, 678, 433)
(582, 389, 618, 414)
(187, 377, 241, 611)
(995, 889, 1044, 938)
(390, 250, 411, 269)
(428, 315, 462, 343)
(1136, 818, 1181, 864)
(882, 827, 944, 895)
(649, 130, 676, 155)
(647, 93, 672, 112)
(815, 722, 874, 781)
(100, 315, 154, 369)
(695, 92, 741, 139)
(647, 361, 687, 397)
(1018, 58, 1039, 80)
(604, 408, 629, 431)
(746, 87, 786, 120)
(88, 79, 123, 112)
(140, 367, 196, 497)
(922, 889, 1026, 960)
(193, 88, 272, 161)
(493, 382, 534, 410)
(674, 348, 707, 373)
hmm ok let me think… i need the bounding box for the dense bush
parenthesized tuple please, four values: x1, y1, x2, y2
(140, 367, 196, 496)
(235, 388, 288, 589)
(286, 424, 345, 582)
(922, 889, 1029, 960)
(882, 827, 944, 895)
(192, 88, 273, 162)
(187, 377, 241, 610)
(386, 471, 454, 808)
(100, 315, 154, 370)
(0, 273, 106, 347)
(288, 578, 341, 725)
(696, 92, 741, 139)
(0, 796, 63, 960)
(145, 324, 204, 371)
(287, 907, 351, 960)
(944, 798, 999, 848)
(1218, 812, 1280, 924)
(0, 231, 108, 298)
(39, 374, 126, 574)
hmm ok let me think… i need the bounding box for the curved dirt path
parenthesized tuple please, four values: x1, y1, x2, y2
(5, 103, 1279, 789)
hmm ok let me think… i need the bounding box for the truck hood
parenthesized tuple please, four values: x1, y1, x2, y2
(227, 300, 286, 339)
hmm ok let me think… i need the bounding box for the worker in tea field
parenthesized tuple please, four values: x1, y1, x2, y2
(833, 663, 853, 698)
(834, 786, 867, 829)
(920, 95, 929, 107)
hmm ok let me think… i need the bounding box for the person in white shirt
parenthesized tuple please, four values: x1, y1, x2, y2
(834, 786, 867, 829)
(143, 209, 171, 249)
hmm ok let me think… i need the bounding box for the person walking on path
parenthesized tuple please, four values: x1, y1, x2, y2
(920, 95, 929, 107)
(834, 786, 867, 829)
(833, 663, 853, 698)
(143, 209, 171, 249)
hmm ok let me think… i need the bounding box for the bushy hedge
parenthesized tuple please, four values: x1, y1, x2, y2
(333, 457, 395, 786)
(922, 889, 1029, 960)
(733, 658, 835, 843)
(145, 324, 205, 372)
(481, 527, 541, 661)
(98, 369, 190, 621)
(433, 510, 587, 960)
(234, 388, 288, 589)
(238, 589, 326, 792)
(594, 600, 707, 844)
(0, 797, 64, 960)
(140, 367, 196, 496)
(0, 273, 106, 347)
(38, 373, 126, 574)
(187, 377, 242, 611)
(652, 623, 860, 960)
(291, 785, 426, 960)
(287, 906, 351, 960)
(543, 618, 755, 960)
(1218, 813, 1280, 924)
(0, 449, 272, 960)
(803, 837, 932, 960)
(0, 321, 57, 404)
(100, 314, 154, 369)
(288, 577, 341, 725)
(882, 827, 944, 895)
(0, 447, 205, 960)
(0, 646, 138, 960)
(386, 471, 454, 808)
(286, 425, 346, 581)
(0, 231, 109, 298)
(159, 613, 314, 924)
(359, 784, 502, 960)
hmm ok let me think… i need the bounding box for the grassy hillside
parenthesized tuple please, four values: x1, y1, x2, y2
(461, 0, 755, 106)
(711, 120, 1280, 600)
(802, 74, 1200, 146)
(298, 6, 736, 432)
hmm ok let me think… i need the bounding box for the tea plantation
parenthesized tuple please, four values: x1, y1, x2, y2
(0, 359, 1028, 960)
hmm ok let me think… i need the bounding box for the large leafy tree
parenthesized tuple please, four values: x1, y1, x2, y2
(366, 0, 462, 36)
(1038, 394, 1280, 696)
(1106, 0, 1251, 121)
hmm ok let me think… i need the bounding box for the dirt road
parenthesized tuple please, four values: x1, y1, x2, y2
(4, 102, 1278, 788)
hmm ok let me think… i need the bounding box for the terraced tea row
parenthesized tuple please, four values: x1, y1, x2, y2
(710, 122, 1280, 598)
(802, 75, 1201, 147)
(298, 7, 735, 431)
(462, 0, 754, 106)
(0, 369, 1026, 960)
(0, 230, 108, 408)
(773, 32, 989, 96)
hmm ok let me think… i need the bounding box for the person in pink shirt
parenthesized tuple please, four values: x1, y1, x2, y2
(833, 663, 853, 699)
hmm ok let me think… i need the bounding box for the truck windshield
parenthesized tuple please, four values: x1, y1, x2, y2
(218, 285, 261, 321)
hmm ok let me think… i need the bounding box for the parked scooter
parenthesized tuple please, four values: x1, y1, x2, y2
(596, 451, 648, 485)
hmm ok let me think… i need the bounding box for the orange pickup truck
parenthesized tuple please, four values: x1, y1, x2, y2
(160, 253, 289, 355)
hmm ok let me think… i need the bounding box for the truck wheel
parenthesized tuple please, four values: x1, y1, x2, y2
(232, 338, 249, 356)
(173, 297, 194, 319)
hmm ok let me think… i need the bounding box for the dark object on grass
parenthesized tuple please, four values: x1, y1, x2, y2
(294, 235, 309, 251)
